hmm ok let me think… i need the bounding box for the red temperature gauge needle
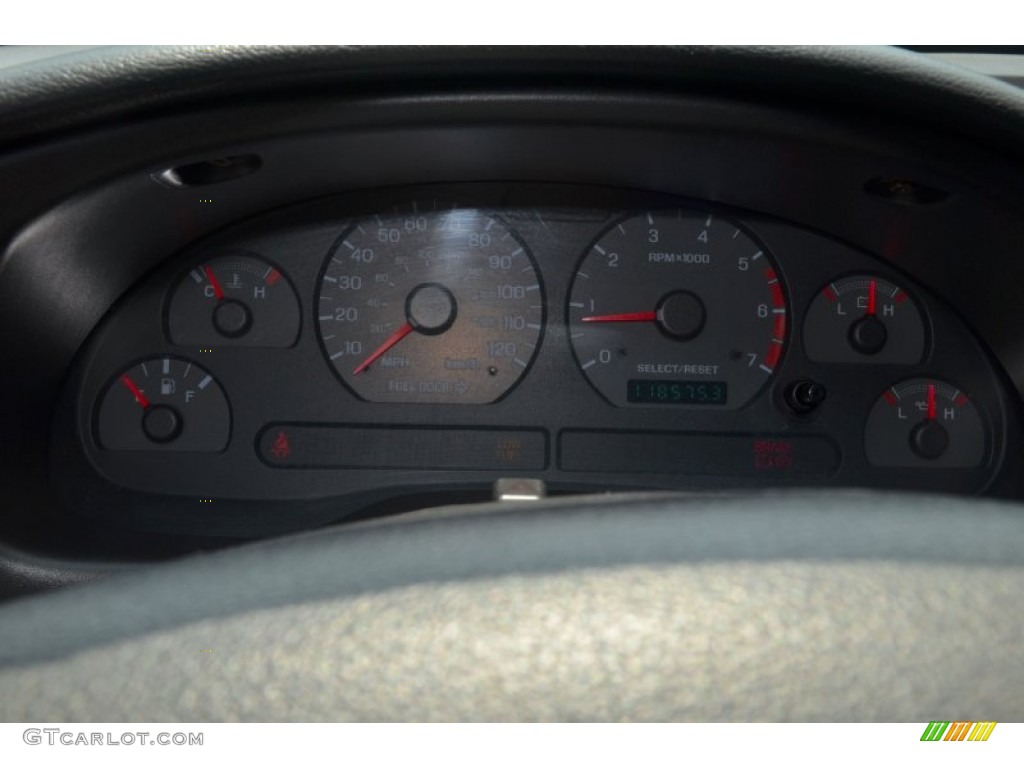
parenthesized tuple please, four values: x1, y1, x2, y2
(926, 383, 937, 420)
(581, 311, 657, 323)
(120, 375, 150, 409)
(203, 265, 226, 301)
(866, 279, 877, 316)
(353, 322, 414, 375)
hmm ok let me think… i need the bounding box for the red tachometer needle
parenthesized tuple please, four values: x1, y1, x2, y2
(353, 322, 415, 375)
(203, 265, 225, 301)
(866, 279, 877, 316)
(120, 375, 150, 409)
(926, 383, 937, 421)
(581, 311, 657, 323)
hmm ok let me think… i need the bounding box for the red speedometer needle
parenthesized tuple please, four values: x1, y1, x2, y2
(120, 375, 150, 409)
(203, 265, 226, 301)
(353, 322, 415, 375)
(926, 383, 937, 421)
(866, 279, 877, 316)
(581, 311, 657, 323)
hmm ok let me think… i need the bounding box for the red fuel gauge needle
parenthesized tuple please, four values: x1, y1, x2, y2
(926, 383, 937, 420)
(120, 375, 150, 409)
(866, 279, 877, 316)
(203, 265, 226, 301)
(581, 311, 657, 323)
(353, 322, 415, 375)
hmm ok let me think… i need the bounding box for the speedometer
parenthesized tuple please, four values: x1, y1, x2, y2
(316, 207, 544, 404)
(567, 209, 788, 409)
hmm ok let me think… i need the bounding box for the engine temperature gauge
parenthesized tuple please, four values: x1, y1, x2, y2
(167, 252, 300, 347)
(864, 378, 986, 467)
(804, 275, 925, 363)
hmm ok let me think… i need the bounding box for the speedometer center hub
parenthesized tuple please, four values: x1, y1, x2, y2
(406, 282, 457, 335)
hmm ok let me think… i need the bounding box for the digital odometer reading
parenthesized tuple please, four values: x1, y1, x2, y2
(567, 209, 788, 409)
(627, 379, 728, 405)
(316, 206, 545, 404)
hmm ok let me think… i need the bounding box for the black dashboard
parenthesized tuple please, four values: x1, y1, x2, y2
(4, 45, 1024, 577)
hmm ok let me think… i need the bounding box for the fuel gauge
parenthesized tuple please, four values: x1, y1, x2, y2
(864, 378, 986, 467)
(96, 357, 230, 451)
(804, 275, 925, 363)
(167, 252, 300, 347)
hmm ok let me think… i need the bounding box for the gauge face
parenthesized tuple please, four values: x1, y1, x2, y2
(167, 253, 300, 347)
(96, 357, 230, 451)
(804, 275, 925, 363)
(316, 207, 544, 403)
(567, 210, 787, 408)
(864, 378, 986, 467)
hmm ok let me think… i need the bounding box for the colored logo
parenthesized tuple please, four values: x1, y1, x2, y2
(921, 722, 997, 741)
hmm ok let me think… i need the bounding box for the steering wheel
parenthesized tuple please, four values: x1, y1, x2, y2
(0, 47, 1023, 721)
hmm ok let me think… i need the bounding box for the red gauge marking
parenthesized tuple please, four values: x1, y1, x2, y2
(773, 313, 787, 339)
(352, 322, 415, 375)
(764, 269, 785, 307)
(265, 269, 281, 286)
(883, 391, 898, 406)
(954, 393, 969, 406)
(823, 286, 839, 303)
(580, 312, 657, 323)
(764, 342, 783, 368)
(867, 279, 877, 316)
(926, 383, 937, 420)
(203, 265, 225, 300)
(894, 290, 909, 304)
(120, 375, 150, 409)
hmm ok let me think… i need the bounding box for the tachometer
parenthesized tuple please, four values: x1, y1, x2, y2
(316, 207, 544, 403)
(567, 209, 787, 408)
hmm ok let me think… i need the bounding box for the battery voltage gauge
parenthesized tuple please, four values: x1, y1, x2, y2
(804, 275, 925, 364)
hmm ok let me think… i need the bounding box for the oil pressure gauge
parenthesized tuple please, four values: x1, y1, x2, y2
(804, 275, 925, 363)
(864, 378, 986, 467)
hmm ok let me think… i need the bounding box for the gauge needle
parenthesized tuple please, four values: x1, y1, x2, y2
(866, 279, 877, 316)
(353, 322, 415, 375)
(203, 265, 226, 301)
(581, 311, 657, 323)
(120, 375, 150, 409)
(926, 383, 937, 420)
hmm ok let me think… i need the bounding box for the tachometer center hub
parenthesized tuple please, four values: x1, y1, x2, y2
(656, 290, 706, 341)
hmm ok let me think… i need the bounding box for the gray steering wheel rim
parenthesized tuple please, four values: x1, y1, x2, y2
(0, 490, 1022, 721)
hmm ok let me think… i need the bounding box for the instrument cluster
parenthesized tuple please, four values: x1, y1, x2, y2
(56, 184, 1019, 536)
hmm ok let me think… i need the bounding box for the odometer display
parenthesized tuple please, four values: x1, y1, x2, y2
(316, 207, 544, 404)
(627, 379, 728, 405)
(568, 209, 787, 409)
